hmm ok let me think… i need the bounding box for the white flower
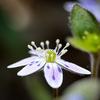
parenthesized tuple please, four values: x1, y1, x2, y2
(7, 39, 91, 88)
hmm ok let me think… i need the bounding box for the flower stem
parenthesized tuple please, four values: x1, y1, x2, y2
(90, 53, 100, 78)
(53, 89, 59, 100)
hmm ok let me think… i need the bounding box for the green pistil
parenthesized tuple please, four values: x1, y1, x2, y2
(45, 50, 56, 63)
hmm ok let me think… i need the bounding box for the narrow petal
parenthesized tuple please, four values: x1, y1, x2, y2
(17, 59, 46, 76)
(56, 59, 91, 75)
(44, 63, 63, 88)
(28, 50, 38, 55)
(29, 50, 44, 57)
(7, 56, 38, 68)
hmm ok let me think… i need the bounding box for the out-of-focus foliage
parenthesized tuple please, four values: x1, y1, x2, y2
(0, 0, 31, 30)
(69, 31, 100, 52)
(25, 76, 52, 100)
(64, 0, 100, 22)
(0, 9, 25, 55)
(61, 78, 100, 100)
(70, 4, 99, 36)
(68, 4, 100, 52)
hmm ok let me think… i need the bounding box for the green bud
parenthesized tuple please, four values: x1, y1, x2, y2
(68, 4, 100, 53)
(70, 4, 100, 38)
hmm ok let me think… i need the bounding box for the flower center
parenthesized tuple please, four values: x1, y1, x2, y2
(45, 50, 56, 63)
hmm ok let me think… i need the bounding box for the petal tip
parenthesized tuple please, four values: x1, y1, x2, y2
(85, 71, 91, 75)
(7, 66, 10, 68)
(80, 70, 91, 75)
(7, 65, 14, 68)
(17, 72, 24, 76)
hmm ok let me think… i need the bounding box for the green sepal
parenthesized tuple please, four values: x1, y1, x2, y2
(68, 31, 100, 52)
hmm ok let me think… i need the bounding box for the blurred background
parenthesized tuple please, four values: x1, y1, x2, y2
(0, 0, 99, 100)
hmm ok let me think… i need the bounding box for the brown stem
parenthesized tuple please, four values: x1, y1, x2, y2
(53, 89, 59, 100)
(90, 53, 100, 78)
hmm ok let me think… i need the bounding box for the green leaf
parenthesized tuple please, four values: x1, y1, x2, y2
(70, 4, 100, 38)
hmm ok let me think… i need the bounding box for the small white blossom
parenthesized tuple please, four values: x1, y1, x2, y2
(7, 39, 91, 88)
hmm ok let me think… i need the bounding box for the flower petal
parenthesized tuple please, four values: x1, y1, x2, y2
(7, 57, 39, 68)
(17, 59, 46, 76)
(44, 63, 63, 88)
(64, 2, 76, 12)
(29, 50, 44, 57)
(56, 59, 91, 75)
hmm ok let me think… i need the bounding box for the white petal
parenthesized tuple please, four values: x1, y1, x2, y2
(7, 56, 39, 68)
(28, 50, 37, 55)
(44, 63, 63, 88)
(7, 56, 38, 68)
(17, 59, 46, 76)
(29, 50, 44, 57)
(56, 59, 91, 75)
